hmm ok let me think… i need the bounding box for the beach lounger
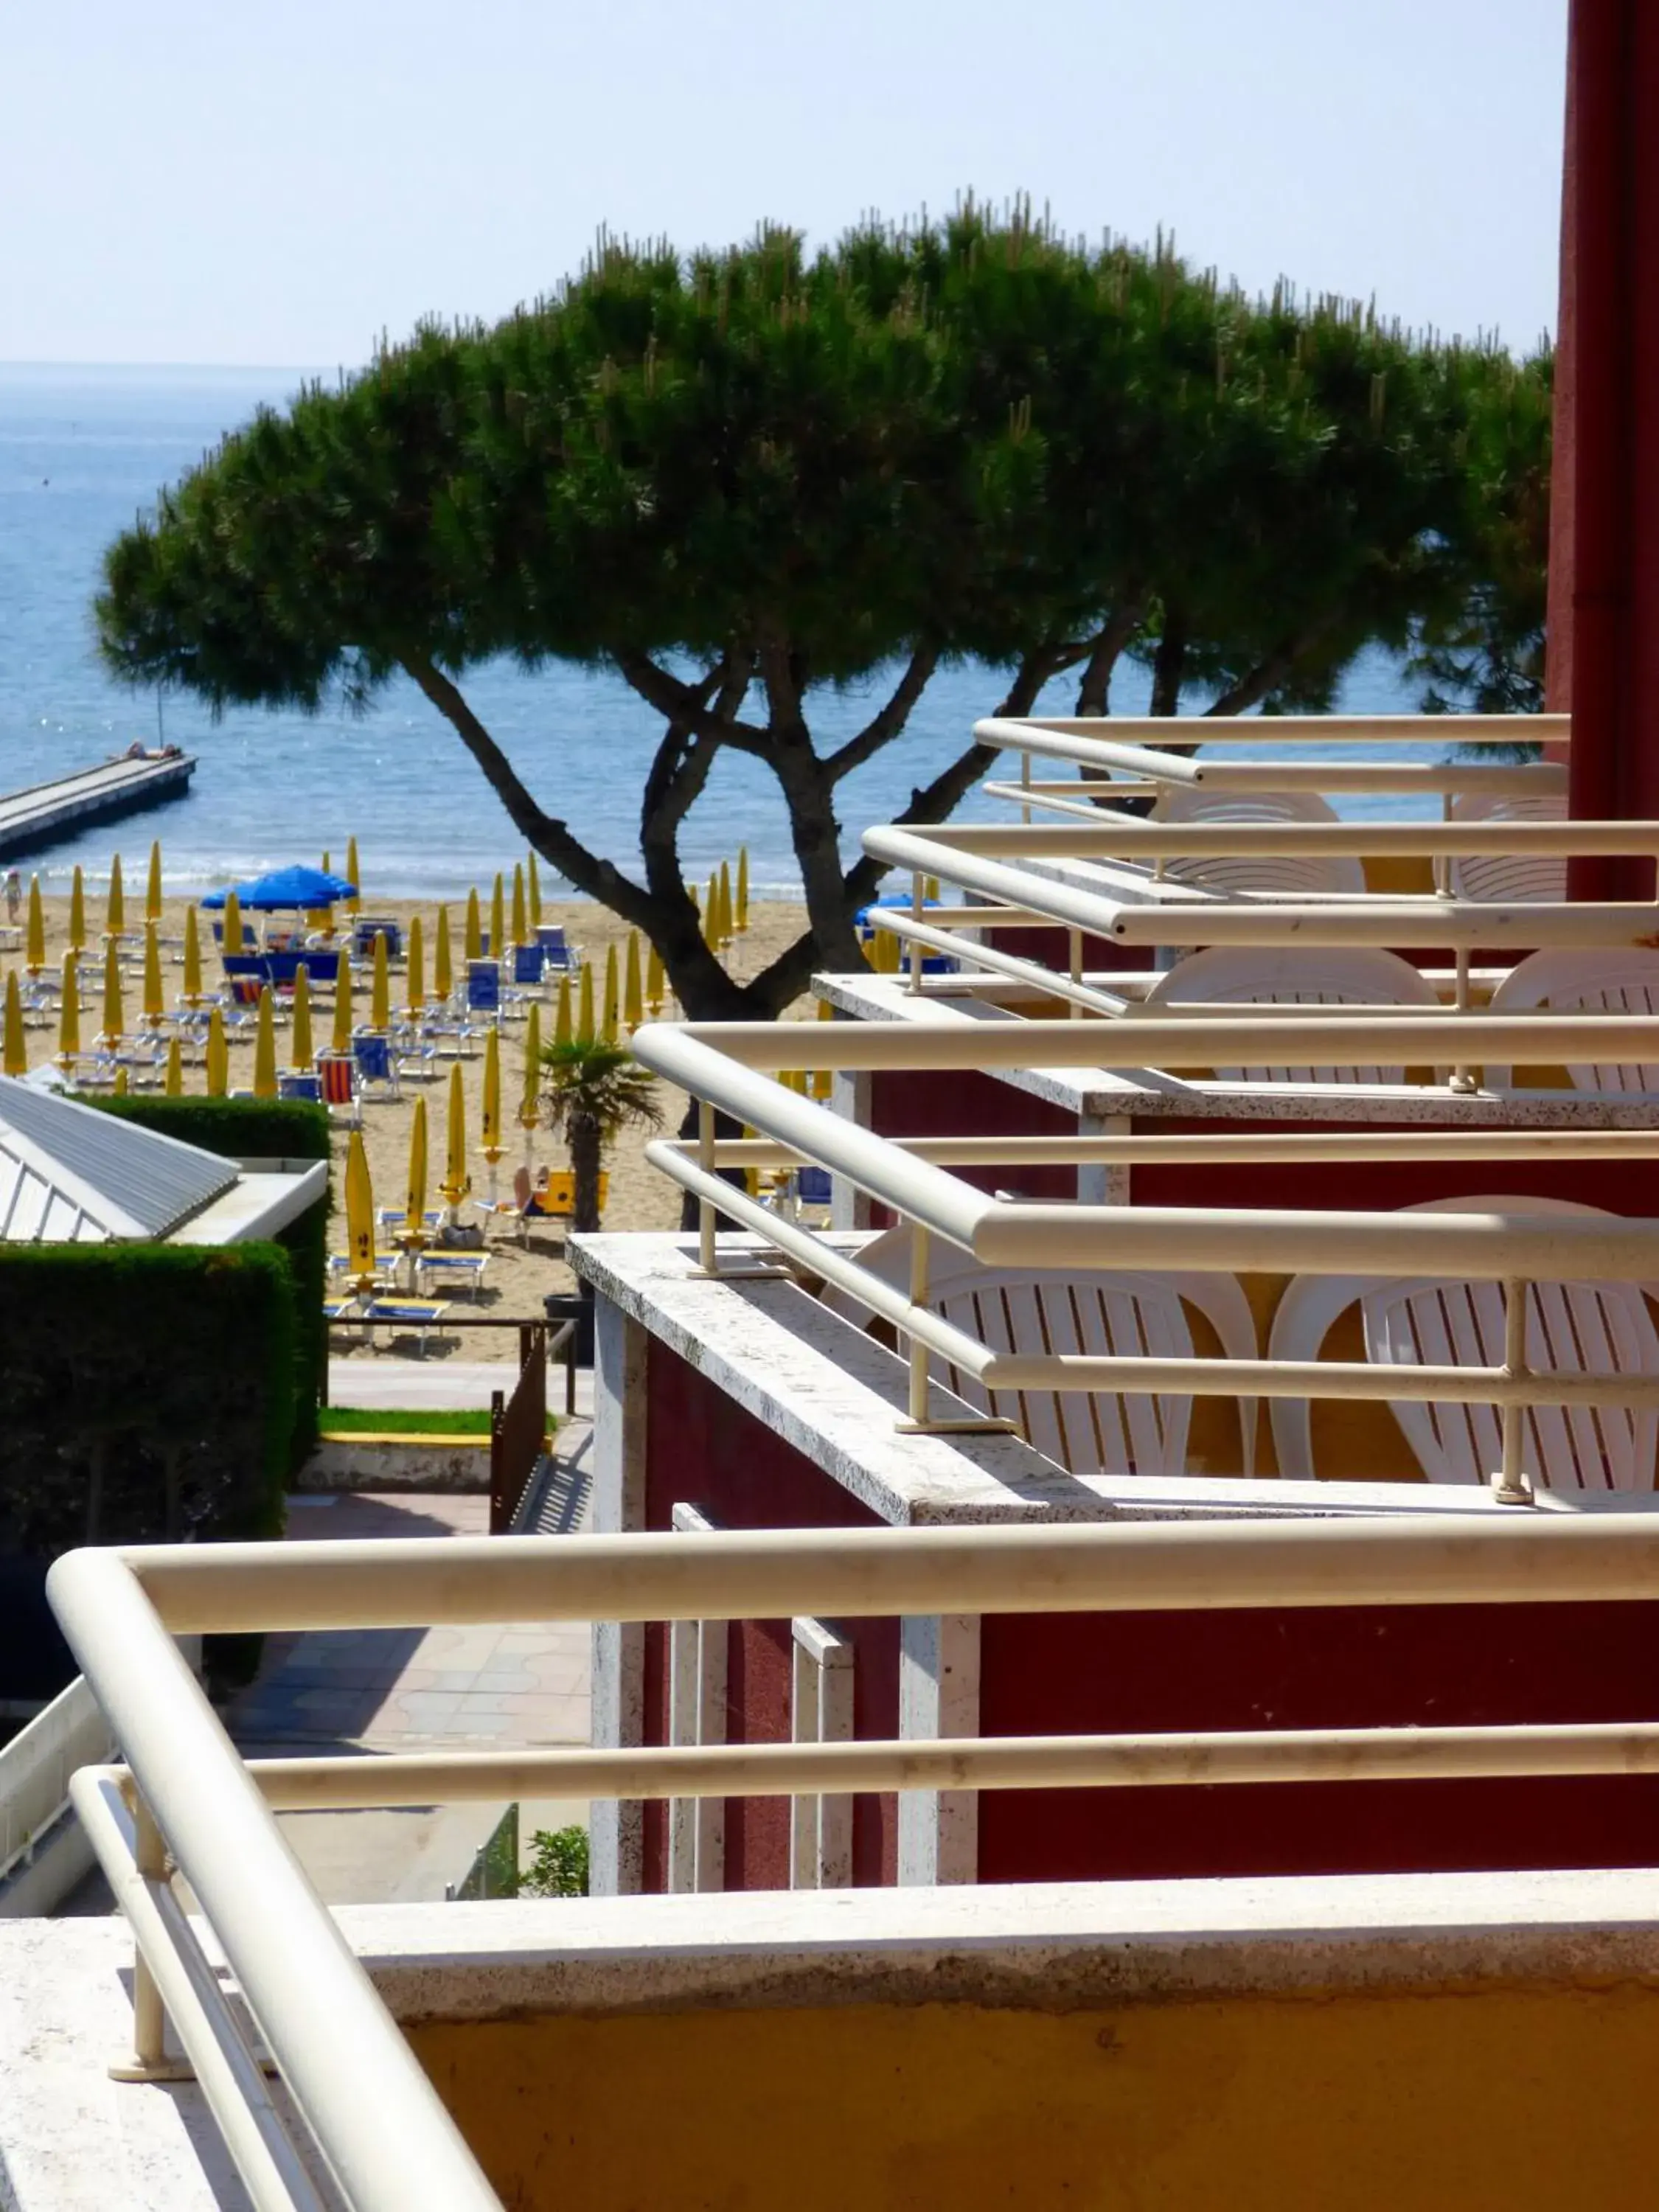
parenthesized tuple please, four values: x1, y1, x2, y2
(352, 1030, 401, 1102)
(279, 1071, 323, 1103)
(323, 1297, 451, 1355)
(465, 960, 501, 1020)
(353, 917, 402, 961)
(414, 1250, 491, 1298)
(535, 924, 577, 973)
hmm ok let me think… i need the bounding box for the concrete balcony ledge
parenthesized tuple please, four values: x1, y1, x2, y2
(7, 1868, 1659, 2208)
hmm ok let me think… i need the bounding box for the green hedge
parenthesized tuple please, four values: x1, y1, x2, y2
(91, 1096, 332, 1464)
(0, 1242, 297, 1554)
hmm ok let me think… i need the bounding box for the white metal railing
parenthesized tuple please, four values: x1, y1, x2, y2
(628, 1015, 1659, 1488)
(0, 1674, 110, 1893)
(43, 1512, 1659, 2212)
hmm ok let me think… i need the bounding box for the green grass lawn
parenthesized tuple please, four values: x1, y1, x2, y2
(319, 1406, 495, 1438)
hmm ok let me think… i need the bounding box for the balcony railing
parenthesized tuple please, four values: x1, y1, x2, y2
(46, 1512, 1659, 2212)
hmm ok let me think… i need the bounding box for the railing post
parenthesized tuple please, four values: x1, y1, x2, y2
(121, 1793, 171, 2079)
(1493, 1279, 1536, 1506)
(908, 872, 925, 994)
(907, 1224, 930, 1426)
(487, 1388, 507, 1534)
(698, 1098, 717, 1273)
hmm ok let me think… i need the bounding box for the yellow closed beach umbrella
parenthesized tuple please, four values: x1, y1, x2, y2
(57, 955, 79, 1066)
(718, 860, 734, 949)
(370, 931, 391, 1032)
(465, 888, 482, 963)
(434, 906, 453, 1001)
(624, 931, 643, 1031)
(145, 840, 163, 925)
(100, 940, 124, 1045)
(397, 1093, 429, 1284)
(554, 971, 573, 1048)
(3, 972, 26, 1078)
(814, 994, 835, 1099)
(164, 1037, 183, 1097)
(704, 871, 719, 948)
(490, 872, 505, 963)
(519, 1002, 541, 1126)
(511, 863, 527, 950)
(344, 1129, 377, 1284)
(646, 940, 665, 1016)
(481, 1025, 503, 1198)
(577, 963, 595, 1040)
(252, 987, 277, 1099)
(527, 853, 543, 930)
(332, 948, 354, 1054)
(142, 922, 164, 1026)
(105, 855, 125, 939)
(205, 1006, 228, 1096)
(183, 906, 203, 1004)
(602, 942, 619, 1040)
(405, 1094, 428, 1241)
(439, 1062, 469, 1216)
(291, 964, 314, 1071)
(222, 888, 245, 957)
(25, 874, 45, 976)
(68, 865, 86, 955)
(736, 846, 750, 931)
(345, 835, 361, 917)
(113, 1065, 129, 1096)
(406, 914, 426, 1014)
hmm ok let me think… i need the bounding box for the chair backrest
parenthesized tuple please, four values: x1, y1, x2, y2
(317, 1055, 355, 1107)
(1448, 791, 1567, 904)
(466, 960, 501, 1012)
(353, 1032, 394, 1084)
(796, 1166, 833, 1206)
(354, 918, 402, 960)
(1152, 788, 1367, 897)
(228, 974, 264, 1007)
(1485, 947, 1659, 1091)
(1143, 945, 1441, 1082)
(278, 1071, 323, 1103)
(512, 943, 545, 985)
(822, 1228, 1256, 1479)
(1267, 1195, 1659, 1490)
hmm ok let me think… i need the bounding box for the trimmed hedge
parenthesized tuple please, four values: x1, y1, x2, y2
(91, 1095, 332, 1464)
(0, 1240, 299, 1699)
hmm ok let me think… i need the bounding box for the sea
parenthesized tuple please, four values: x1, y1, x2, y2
(0, 363, 1436, 905)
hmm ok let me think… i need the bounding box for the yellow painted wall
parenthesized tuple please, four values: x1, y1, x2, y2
(411, 1983, 1659, 2211)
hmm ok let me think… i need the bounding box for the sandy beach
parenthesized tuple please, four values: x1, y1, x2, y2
(2, 887, 821, 1363)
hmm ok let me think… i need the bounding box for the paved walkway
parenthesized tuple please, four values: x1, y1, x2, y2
(221, 1433, 594, 1905)
(324, 1357, 594, 1422)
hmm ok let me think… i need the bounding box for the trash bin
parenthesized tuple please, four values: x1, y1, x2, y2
(543, 1290, 594, 1367)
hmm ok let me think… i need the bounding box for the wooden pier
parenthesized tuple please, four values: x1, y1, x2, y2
(0, 755, 197, 863)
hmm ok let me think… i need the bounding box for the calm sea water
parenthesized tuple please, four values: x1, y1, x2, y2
(0, 364, 1435, 903)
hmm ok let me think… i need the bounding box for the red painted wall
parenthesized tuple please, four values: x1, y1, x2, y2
(976, 1603, 1659, 1880)
(641, 1340, 899, 1891)
(869, 1068, 1079, 1204)
(639, 1336, 1659, 1888)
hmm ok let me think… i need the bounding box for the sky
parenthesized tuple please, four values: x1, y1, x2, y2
(0, 0, 1565, 370)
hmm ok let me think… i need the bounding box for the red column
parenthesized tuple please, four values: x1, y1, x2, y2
(1555, 1, 1659, 894)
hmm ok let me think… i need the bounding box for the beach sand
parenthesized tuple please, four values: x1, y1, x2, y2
(2, 891, 822, 1364)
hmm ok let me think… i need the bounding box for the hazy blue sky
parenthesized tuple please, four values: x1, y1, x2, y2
(1, 0, 1565, 369)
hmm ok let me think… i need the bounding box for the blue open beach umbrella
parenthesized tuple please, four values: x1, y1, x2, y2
(201, 866, 358, 912)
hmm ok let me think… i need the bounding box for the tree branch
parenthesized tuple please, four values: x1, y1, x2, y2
(1074, 599, 1145, 717)
(839, 734, 998, 912)
(823, 644, 942, 782)
(402, 651, 661, 932)
(1203, 621, 1335, 716)
(613, 646, 771, 757)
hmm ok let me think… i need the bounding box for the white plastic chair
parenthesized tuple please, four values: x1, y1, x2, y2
(1267, 1195, 1659, 1491)
(1142, 945, 1441, 1083)
(823, 1225, 1257, 1478)
(1152, 787, 1368, 898)
(1484, 947, 1659, 1092)
(1447, 790, 1567, 904)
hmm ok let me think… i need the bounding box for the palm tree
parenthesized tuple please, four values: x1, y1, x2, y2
(538, 1036, 663, 1236)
